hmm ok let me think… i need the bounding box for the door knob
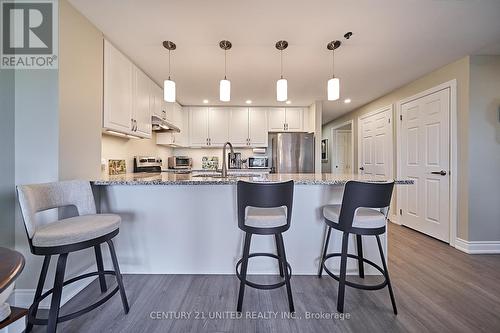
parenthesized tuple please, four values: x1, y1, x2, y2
(431, 170, 447, 176)
(359, 167, 364, 171)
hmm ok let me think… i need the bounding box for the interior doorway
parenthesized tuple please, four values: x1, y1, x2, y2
(330, 121, 354, 174)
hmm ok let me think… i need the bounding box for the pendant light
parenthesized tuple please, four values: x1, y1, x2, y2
(163, 40, 176, 102)
(275, 40, 288, 102)
(219, 40, 232, 102)
(327, 40, 341, 101)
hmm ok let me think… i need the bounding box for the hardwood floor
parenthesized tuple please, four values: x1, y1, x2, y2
(31, 224, 500, 333)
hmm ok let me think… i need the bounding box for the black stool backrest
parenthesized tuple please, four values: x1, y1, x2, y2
(338, 181, 395, 230)
(237, 180, 294, 231)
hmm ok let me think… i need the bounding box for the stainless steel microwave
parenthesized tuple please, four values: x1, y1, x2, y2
(248, 156, 268, 169)
(167, 156, 192, 169)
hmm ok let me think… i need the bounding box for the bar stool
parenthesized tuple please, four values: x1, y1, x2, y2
(318, 181, 397, 314)
(17, 180, 129, 333)
(235, 180, 294, 312)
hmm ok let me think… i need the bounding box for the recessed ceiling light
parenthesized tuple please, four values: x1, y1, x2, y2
(203, 99, 209, 104)
(344, 98, 351, 104)
(245, 100, 252, 104)
(285, 100, 291, 104)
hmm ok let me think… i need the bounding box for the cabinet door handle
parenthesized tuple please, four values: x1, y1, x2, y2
(134, 119, 138, 131)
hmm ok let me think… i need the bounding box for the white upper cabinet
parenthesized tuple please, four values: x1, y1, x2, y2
(133, 66, 152, 138)
(150, 83, 165, 120)
(268, 107, 303, 132)
(164, 101, 174, 123)
(285, 108, 304, 131)
(103, 40, 133, 134)
(103, 40, 153, 138)
(249, 107, 268, 146)
(208, 107, 230, 146)
(189, 107, 209, 146)
(268, 107, 287, 131)
(156, 103, 187, 147)
(229, 107, 250, 147)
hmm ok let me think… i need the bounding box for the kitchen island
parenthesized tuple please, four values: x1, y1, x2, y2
(93, 173, 411, 276)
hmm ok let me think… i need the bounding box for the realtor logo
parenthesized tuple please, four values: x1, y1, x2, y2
(1, 0, 58, 69)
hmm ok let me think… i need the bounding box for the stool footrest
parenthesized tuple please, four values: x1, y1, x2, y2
(236, 253, 292, 290)
(28, 270, 118, 325)
(322, 253, 388, 290)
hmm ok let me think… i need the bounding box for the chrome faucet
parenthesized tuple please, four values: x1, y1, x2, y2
(221, 142, 235, 178)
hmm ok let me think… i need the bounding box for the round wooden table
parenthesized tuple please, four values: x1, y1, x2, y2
(0, 247, 26, 329)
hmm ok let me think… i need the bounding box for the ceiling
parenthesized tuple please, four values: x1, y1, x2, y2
(69, 0, 500, 124)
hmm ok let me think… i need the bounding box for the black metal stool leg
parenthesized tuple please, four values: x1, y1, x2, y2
(337, 232, 349, 313)
(356, 235, 365, 278)
(274, 234, 284, 278)
(94, 245, 108, 293)
(376, 235, 398, 315)
(277, 233, 294, 312)
(107, 240, 129, 314)
(318, 226, 332, 278)
(47, 253, 68, 333)
(237, 233, 252, 312)
(26, 255, 51, 333)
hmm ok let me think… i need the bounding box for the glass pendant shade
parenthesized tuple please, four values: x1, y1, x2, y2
(164, 79, 176, 102)
(276, 78, 287, 102)
(327, 77, 340, 101)
(220, 79, 231, 102)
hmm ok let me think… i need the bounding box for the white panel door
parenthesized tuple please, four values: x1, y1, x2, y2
(285, 108, 303, 131)
(400, 88, 450, 242)
(228, 107, 249, 147)
(358, 106, 392, 177)
(189, 107, 209, 146)
(133, 67, 152, 138)
(249, 107, 268, 147)
(208, 107, 229, 146)
(103, 40, 133, 133)
(268, 108, 286, 131)
(333, 130, 352, 174)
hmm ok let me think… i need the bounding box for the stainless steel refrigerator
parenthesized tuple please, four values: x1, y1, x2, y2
(268, 132, 315, 173)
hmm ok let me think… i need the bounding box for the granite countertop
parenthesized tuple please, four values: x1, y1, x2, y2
(93, 172, 414, 186)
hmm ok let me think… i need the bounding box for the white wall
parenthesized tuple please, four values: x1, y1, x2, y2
(101, 133, 173, 172)
(14, 70, 60, 290)
(172, 147, 254, 170)
(59, 0, 103, 180)
(468, 55, 500, 241)
(322, 56, 470, 239)
(0, 69, 15, 248)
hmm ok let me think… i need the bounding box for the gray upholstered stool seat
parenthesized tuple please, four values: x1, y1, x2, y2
(32, 214, 121, 247)
(17, 180, 129, 333)
(245, 206, 287, 228)
(323, 204, 386, 229)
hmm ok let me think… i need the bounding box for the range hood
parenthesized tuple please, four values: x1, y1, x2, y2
(151, 115, 180, 133)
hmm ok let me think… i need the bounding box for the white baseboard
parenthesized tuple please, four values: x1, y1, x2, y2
(455, 238, 500, 254)
(389, 214, 401, 225)
(12, 268, 97, 309)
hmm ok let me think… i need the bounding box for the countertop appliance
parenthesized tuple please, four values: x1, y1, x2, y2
(168, 156, 192, 170)
(248, 156, 269, 169)
(134, 156, 162, 173)
(268, 132, 315, 173)
(228, 152, 242, 169)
